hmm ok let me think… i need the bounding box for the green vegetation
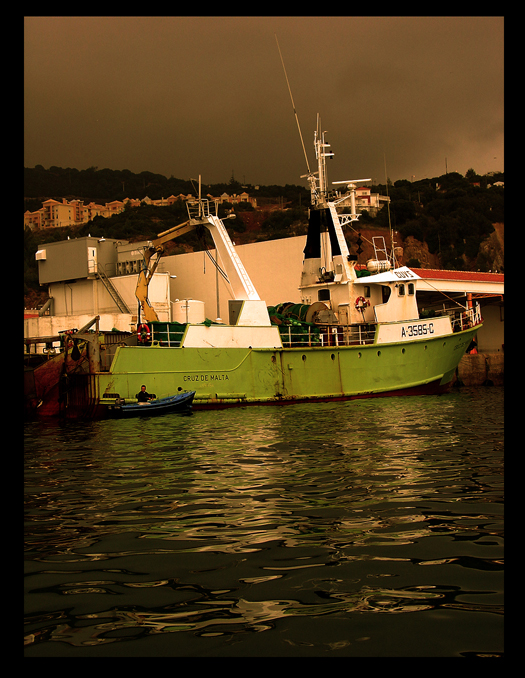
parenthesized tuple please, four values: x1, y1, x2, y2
(23, 166, 310, 210)
(259, 207, 309, 240)
(372, 171, 504, 271)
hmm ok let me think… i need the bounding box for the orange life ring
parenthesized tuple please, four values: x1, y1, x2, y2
(355, 296, 370, 311)
(138, 323, 151, 343)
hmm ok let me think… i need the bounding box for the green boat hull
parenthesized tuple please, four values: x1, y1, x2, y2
(98, 325, 478, 408)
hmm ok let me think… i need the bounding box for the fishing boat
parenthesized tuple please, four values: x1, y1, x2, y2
(90, 118, 482, 412)
(27, 116, 482, 419)
(106, 390, 195, 417)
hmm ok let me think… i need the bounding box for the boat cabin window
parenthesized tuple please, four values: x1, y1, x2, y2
(364, 285, 371, 298)
(318, 289, 330, 301)
(381, 286, 391, 303)
(408, 283, 415, 295)
(398, 284, 405, 296)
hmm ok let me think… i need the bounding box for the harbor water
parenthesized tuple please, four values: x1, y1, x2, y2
(24, 387, 504, 657)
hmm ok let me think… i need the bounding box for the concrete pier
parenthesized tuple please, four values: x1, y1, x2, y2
(454, 352, 504, 387)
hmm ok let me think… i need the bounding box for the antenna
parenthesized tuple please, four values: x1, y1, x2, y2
(275, 35, 311, 175)
(332, 179, 372, 185)
(332, 178, 371, 220)
(383, 153, 398, 267)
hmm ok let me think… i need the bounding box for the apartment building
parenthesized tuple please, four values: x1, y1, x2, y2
(24, 191, 258, 230)
(334, 186, 390, 215)
(24, 197, 129, 230)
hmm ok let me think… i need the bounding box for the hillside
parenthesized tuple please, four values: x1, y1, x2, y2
(24, 165, 504, 308)
(23, 166, 310, 212)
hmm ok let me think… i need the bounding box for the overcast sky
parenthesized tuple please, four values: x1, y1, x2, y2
(24, 16, 503, 189)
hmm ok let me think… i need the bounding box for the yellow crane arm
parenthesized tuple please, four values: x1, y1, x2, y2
(134, 220, 195, 323)
(154, 220, 194, 246)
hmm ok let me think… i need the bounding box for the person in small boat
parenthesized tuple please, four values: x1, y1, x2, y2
(136, 385, 154, 402)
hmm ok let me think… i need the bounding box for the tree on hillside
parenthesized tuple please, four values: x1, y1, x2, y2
(24, 227, 39, 296)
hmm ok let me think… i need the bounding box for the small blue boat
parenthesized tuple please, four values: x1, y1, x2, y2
(107, 391, 196, 417)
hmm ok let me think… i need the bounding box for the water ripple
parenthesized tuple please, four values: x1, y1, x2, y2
(25, 388, 503, 656)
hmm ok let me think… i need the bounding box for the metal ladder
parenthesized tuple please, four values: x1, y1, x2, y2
(96, 264, 131, 313)
(372, 236, 389, 262)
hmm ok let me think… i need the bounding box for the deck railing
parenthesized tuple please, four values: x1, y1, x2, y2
(150, 323, 186, 347)
(278, 323, 376, 348)
(450, 305, 483, 332)
(186, 198, 219, 220)
(142, 307, 480, 352)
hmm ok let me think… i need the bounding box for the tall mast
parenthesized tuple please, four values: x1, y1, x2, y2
(314, 115, 334, 206)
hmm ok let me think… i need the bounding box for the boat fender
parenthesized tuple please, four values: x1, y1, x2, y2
(138, 323, 151, 343)
(355, 296, 370, 311)
(71, 339, 81, 361)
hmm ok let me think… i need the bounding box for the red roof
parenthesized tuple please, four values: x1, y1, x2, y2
(354, 265, 503, 284)
(354, 264, 503, 283)
(411, 268, 504, 283)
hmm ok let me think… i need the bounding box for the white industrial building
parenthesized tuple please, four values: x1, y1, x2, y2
(26, 234, 504, 356)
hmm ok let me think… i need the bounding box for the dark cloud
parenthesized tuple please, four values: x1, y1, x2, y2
(24, 16, 503, 187)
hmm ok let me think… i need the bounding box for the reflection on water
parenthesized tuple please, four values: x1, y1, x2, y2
(24, 388, 503, 656)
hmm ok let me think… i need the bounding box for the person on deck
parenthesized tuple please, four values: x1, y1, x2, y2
(136, 385, 154, 402)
